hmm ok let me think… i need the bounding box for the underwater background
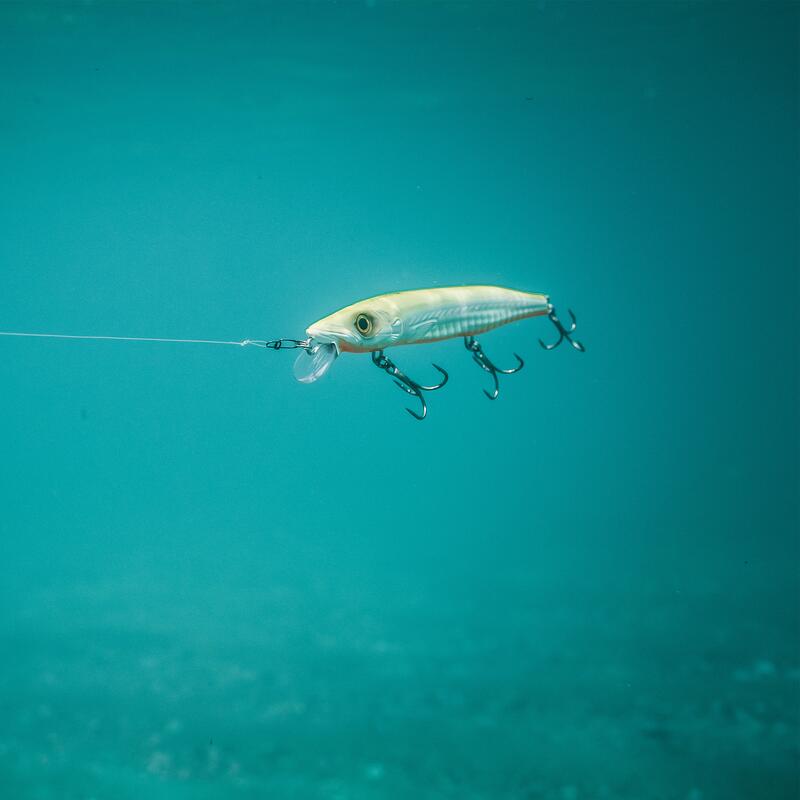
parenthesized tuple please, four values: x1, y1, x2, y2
(0, 2, 797, 799)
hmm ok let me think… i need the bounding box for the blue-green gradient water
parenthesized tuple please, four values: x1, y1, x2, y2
(1, 3, 797, 798)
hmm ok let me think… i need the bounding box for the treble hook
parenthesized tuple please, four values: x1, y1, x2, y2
(464, 336, 524, 400)
(371, 350, 448, 420)
(539, 306, 586, 352)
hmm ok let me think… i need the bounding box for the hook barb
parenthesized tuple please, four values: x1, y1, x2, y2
(539, 307, 585, 352)
(372, 350, 448, 420)
(464, 336, 523, 400)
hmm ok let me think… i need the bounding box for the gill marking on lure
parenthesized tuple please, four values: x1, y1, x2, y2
(0, 284, 584, 420)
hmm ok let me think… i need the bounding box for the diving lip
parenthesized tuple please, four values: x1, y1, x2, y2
(293, 338, 339, 383)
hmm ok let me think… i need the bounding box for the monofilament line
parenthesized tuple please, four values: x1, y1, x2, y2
(0, 331, 265, 347)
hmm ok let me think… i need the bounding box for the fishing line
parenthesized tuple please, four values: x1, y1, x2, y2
(0, 331, 276, 348)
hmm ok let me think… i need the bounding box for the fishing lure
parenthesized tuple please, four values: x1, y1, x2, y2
(0, 285, 583, 420)
(290, 285, 584, 418)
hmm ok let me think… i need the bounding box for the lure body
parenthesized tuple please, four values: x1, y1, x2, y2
(306, 285, 550, 354)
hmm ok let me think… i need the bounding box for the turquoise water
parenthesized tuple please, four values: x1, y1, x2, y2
(1, 2, 798, 798)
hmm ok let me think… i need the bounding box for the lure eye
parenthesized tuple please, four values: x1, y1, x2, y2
(355, 313, 373, 336)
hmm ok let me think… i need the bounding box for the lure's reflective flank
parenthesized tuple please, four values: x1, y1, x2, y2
(306, 285, 550, 354)
(297, 285, 584, 420)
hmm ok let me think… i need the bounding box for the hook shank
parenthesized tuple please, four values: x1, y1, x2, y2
(464, 337, 523, 400)
(539, 307, 585, 352)
(371, 350, 448, 420)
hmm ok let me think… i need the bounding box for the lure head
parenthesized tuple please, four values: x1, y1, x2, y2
(305, 296, 402, 354)
(294, 295, 402, 383)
